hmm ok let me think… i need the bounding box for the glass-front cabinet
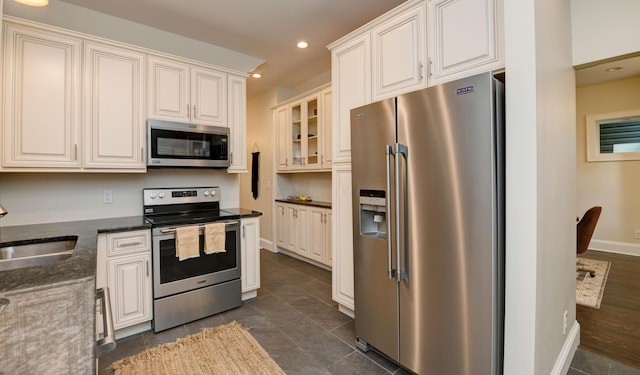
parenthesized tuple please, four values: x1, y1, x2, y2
(275, 84, 331, 172)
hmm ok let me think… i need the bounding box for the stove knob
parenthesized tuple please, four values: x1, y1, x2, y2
(158, 193, 165, 199)
(203, 191, 210, 197)
(149, 193, 156, 199)
(211, 190, 216, 196)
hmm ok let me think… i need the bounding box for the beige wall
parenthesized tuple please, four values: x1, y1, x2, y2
(576, 76, 640, 249)
(240, 73, 331, 248)
(238, 87, 285, 246)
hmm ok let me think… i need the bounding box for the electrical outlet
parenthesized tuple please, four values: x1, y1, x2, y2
(103, 190, 113, 204)
(634, 229, 640, 239)
(563, 310, 568, 335)
(266, 180, 271, 190)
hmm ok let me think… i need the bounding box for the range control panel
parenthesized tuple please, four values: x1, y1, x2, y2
(143, 187, 220, 206)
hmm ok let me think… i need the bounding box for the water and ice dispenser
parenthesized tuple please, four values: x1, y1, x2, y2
(359, 190, 387, 239)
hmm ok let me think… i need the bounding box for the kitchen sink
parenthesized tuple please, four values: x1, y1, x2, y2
(0, 236, 77, 271)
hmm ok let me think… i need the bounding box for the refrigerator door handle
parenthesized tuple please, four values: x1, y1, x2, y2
(386, 144, 396, 279)
(395, 143, 408, 282)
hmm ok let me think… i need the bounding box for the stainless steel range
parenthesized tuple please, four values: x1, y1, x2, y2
(143, 187, 241, 332)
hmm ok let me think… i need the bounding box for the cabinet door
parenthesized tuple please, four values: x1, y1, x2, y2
(308, 207, 326, 264)
(191, 66, 227, 126)
(275, 106, 291, 171)
(324, 209, 333, 267)
(320, 88, 333, 169)
(227, 75, 247, 172)
(331, 34, 371, 164)
(297, 206, 309, 256)
(2, 25, 81, 168)
(275, 203, 287, 248)
(428, 0, 504, 84)
(372, 4, 427, 101)
(285, 205, 299, 251)
(332, 165, 354, 309)
(303, 94, 321, 169)
(108, 253, 152, 330)
(241, 217, 260, 293)
(84, 42, 145, 169)
(148, 56, 190, 122)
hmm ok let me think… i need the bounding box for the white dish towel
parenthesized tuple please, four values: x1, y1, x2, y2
(175, 226, 200, 261)
(204, 223, 226, 254)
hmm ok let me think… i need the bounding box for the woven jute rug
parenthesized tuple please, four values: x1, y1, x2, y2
(106, 321, 286, 375)
(576, 257, 611, 309)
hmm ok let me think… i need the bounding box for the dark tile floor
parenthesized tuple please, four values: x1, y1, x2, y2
(99, 249, 639, 375)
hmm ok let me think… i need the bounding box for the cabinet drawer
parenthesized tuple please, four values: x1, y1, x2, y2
(106, 230, 150, 256)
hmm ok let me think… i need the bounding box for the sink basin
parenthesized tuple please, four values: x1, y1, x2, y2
(0, 236, 78, 271)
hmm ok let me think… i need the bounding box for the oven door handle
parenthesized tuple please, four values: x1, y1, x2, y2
(159, 220, 239, 234)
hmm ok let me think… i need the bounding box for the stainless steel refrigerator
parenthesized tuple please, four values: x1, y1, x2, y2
(350, 72, 504, 375)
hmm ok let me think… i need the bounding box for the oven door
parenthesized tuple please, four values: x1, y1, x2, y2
(152, 220, 240, 298)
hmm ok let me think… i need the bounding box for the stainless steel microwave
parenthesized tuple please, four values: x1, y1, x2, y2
(147, 119, 230, 168)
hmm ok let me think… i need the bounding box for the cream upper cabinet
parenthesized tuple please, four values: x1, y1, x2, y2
(275, 106, 291, 171)
(372, 3, 427, 101)
(83, 42, 146, 169)
(331, 34, 371, 164)
(2, 23, 82, 168)
(274, 84, 331, 172)
(190, 66, 227, 125)
(427, 0, 504, 84)
(148, 56, 227, 126)
(227, 74, 248, 173)
(320, 87, 333, 168)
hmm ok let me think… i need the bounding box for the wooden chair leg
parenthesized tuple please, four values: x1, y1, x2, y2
(578, 268, 596, 278)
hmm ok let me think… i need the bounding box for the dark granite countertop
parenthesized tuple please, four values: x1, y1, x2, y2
(0, 216, 150, 294)
(0, 209, 261, 294)
(219, 208, 263, 219)
(275, 198, 332, 209)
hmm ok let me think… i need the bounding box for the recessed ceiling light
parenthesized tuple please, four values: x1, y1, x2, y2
(605, 67, 623, 72)
(297, 41, 309, 49)
(14, 0, 48, 6)
(252, 73, 262, 79)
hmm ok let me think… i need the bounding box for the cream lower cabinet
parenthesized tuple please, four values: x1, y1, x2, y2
(308, 206, 332, 267)
(275, 201, 332, 267)
(240, 217, 260, 300)
(2, 23, 82, 168)
(96, 230, 152, 336)
(285, 204, 309, 256)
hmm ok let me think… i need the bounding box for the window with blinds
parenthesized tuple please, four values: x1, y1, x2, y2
(587, 109, 640, 162)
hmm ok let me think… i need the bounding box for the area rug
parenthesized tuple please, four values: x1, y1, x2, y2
(106, 321, 285, 375)
(576, 257, 611, 309)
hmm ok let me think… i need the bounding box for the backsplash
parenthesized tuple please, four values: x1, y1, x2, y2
(0, 169, 240, 226)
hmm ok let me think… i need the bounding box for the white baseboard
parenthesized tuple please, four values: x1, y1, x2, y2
(551, 321, 580, 375)
(260, 238, 275, 252)
(589, 239, 640, 257)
